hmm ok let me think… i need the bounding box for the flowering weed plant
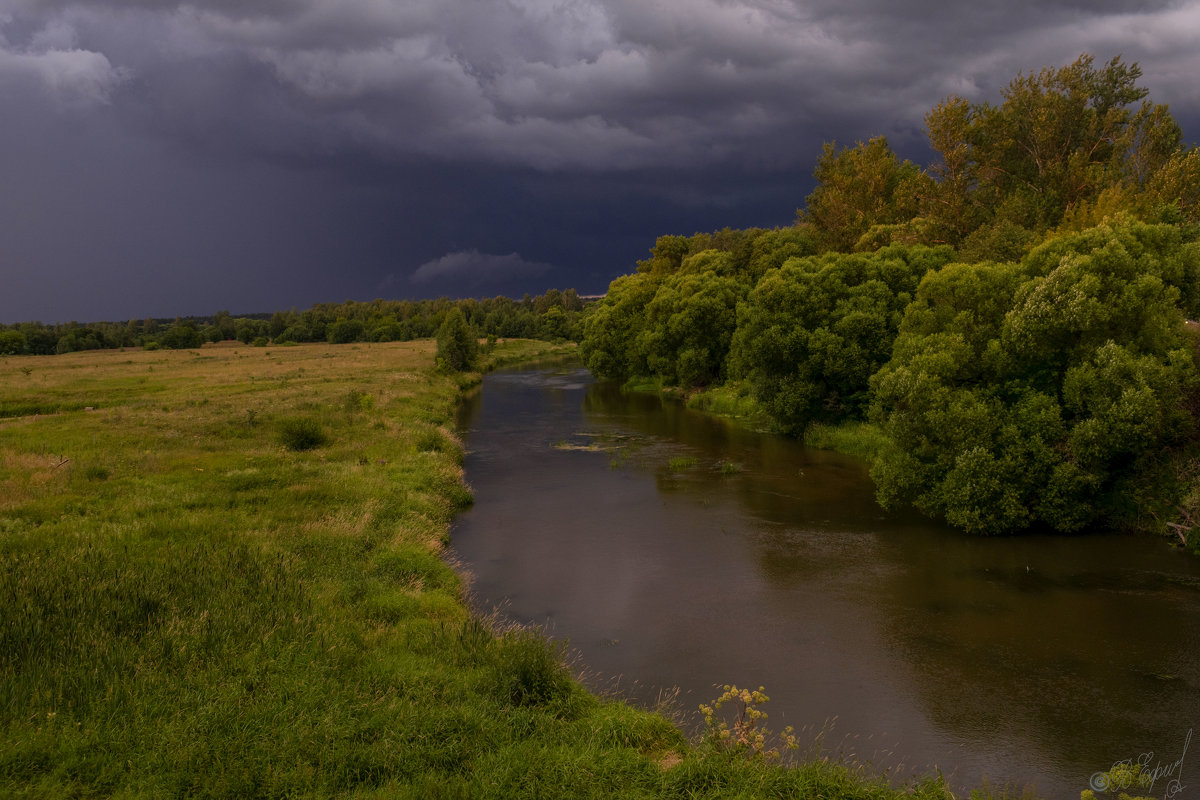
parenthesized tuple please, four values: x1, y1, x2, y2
(699, 684, 798, 761)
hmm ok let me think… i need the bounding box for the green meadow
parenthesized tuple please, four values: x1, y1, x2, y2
(1, 341, 956, 799)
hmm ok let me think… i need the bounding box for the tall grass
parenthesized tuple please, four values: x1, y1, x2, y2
(685, 383, 776, 431)
(803, 421, 892, 462)
(0, 341, 958, 799)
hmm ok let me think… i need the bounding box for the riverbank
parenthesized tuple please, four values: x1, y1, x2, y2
(632, 377, 1200, 553)
(630, 378, 889, 463)
(2, 341, 960, 798)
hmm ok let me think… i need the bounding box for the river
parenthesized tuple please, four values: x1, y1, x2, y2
(451, 362, 1200, 798)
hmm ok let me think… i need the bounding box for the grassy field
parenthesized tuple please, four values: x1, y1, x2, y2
(0, 340, 956, 799)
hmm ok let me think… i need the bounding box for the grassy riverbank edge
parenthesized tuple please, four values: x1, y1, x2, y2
(626, 378, 1200, 554)
(625, 377, 889, 464)
(1, 341, 965, 799)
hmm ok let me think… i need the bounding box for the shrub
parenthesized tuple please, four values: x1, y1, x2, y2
(344, 390, 374, 413)
(277, 417, 329, 451)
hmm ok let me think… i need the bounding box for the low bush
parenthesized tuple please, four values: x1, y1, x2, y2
(487, 629, 575, 709)
(277, 417, 329, 451)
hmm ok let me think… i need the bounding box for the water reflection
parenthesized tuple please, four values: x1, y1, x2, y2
(453, 364, 1200, 797)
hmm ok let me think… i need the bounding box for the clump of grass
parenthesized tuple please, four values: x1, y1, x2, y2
(487, 628, 575, 709)
(686, 383, 771, 424)
(277, 417, 328, 451)
(803, 421, 891, 463)
(416, 427, 444, 452)
(83, 465, 109, 481)
(718, 460, 743, 475)
(668, 456, 697, 472)
(622, 376, 664, 395)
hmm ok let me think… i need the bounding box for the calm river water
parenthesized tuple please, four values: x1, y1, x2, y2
(451, 363, 1200, 798)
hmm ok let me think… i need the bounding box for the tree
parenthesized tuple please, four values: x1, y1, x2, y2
(869, 259, 1040, 529)
(1141, 147, 1200, 224)
(0, 329, 25, 355)
(918, 54, 1193, 255)
(730, 245, 953, 433)
(869, 223, 1199, 534)
(797, 137, 924, 253)
(212, 310, 237, 341)
(538, 306, 571, 342)
(435, 308, 478, 372)
(18, 324, 55, 355)
(268, 311, 294, 339)
(920, 97, 984, 246)
(636, 235, 692, 275)
(744, 228, 819, 284)
(562, 288, 584, 312)
(327, 318, 365, 344)
(635, 267, 746, 387)
(580, 272, 661, 380)
(159, 321, 205, 350)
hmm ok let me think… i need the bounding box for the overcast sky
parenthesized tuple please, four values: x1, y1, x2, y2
(3, 0, 1199, 323)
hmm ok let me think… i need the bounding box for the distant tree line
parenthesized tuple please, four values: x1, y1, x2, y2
(0, 290, 586, 356)
(581, 54, 1200, 539)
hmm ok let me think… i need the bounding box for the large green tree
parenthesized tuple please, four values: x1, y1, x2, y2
(916, 54, 1199, 257)
(870, 223, 1199, 534)
(729, 245, 953, 433)
(579, 272, 661, 381)
(797, 137, 925, 253)
(635, 267, 747, 388)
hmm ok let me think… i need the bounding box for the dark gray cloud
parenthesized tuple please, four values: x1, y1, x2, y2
(2, 0, 1199, 322)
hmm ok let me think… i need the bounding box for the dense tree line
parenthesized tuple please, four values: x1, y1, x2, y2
(580, 227, 818, 386)
(0, 290, 586, 356)
(581, 54, 1200, 539)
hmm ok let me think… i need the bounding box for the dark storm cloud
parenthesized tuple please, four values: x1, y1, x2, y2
(12, 0, 1194, 170)
(2, 0, 1199, 322)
